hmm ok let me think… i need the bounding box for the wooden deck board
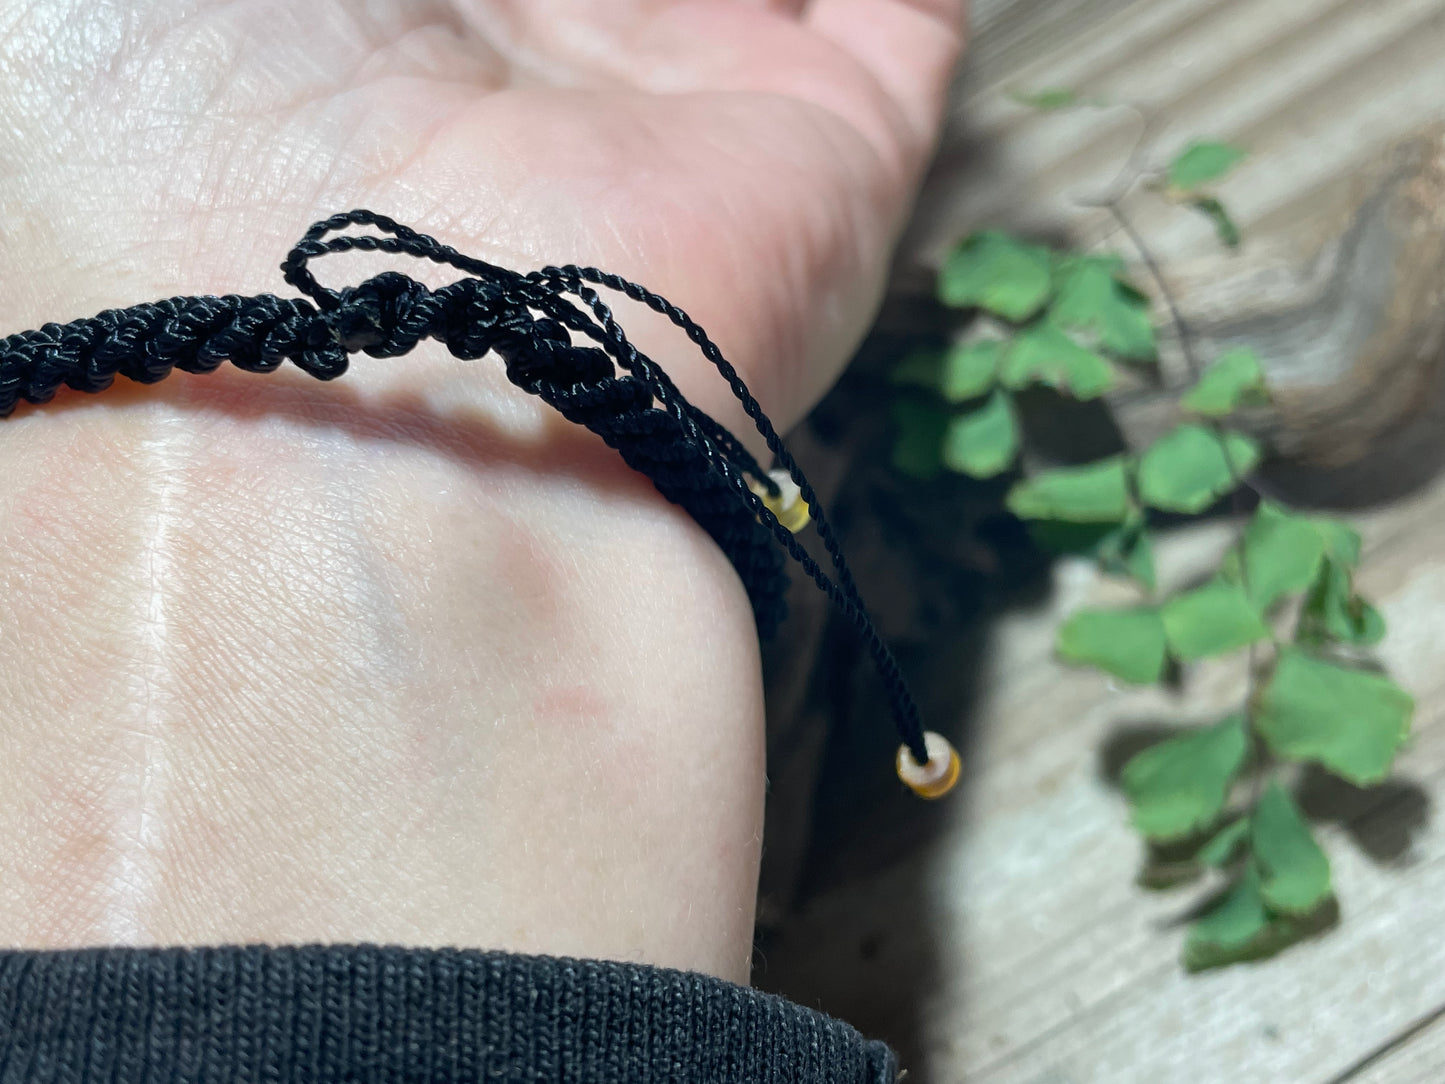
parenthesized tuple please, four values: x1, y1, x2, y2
(905, 0, 1445, 270)
(755, 4, 1445, 1076)
(759, 461, 1445, 1082)
(1351, 1008, 1445, 1084)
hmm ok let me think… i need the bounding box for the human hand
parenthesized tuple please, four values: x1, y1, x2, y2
(0, 0, 963, 982)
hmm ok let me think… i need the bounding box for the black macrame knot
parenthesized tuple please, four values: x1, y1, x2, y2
(0, 208, 939, 773)
(324, 272, 410, 354)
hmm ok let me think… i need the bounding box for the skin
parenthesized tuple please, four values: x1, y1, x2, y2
(0, 0, 963, 984)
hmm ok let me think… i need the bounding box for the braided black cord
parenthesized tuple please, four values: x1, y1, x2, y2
(0, 210, 928, 765)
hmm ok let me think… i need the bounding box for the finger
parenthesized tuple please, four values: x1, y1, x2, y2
(805, 0, 966, 158)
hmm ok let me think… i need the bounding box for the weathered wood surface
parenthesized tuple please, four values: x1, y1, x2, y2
(900, 0, 1445, 484)
(759, 442, 1445, 1083)
(1353, 1008, 1445, 1084)
(754, 0, 1445, 1080)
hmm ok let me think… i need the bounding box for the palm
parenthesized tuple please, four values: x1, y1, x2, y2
(4, 0, 961, 430)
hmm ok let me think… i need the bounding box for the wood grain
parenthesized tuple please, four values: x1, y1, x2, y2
(755, 0, 1445, 1079)
(760, 442, 1445, 1083)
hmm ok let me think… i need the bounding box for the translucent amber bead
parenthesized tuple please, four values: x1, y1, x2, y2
(896, 731, 960, 799)
(749, 469, 811, 533)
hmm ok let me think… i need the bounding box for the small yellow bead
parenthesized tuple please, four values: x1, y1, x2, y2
(749, 469, 811, 533)
(896, 731, 961, 800)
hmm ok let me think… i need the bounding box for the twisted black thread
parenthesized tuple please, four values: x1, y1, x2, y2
(0, 209, 928, 765)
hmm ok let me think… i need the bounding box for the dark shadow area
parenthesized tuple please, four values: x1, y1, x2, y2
(1296, 767, 1431, 865)
(1097, 723, 1186, 785)
(1164, 880, 1342, 936)
(750, 275, 1055, 1074)
(1012, 385, 1134, 466)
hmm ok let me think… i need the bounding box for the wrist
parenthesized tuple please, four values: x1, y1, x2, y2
(0, 371, 766, 983)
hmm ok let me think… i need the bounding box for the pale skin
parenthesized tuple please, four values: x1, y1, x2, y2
(0, 0, 963, 985)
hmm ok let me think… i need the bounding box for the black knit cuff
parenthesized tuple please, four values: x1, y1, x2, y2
(0, 943, 896, 1083)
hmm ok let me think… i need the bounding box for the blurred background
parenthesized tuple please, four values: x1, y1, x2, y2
(750, 0, 1445, 1080)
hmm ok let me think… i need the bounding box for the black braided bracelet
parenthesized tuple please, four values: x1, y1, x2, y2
(0, 209, 958, 798)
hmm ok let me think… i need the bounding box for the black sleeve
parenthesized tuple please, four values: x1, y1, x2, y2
(0, 943, 897, 1083)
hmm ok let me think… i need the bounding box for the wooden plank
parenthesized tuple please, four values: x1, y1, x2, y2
(896, 0, 1445, 470)
(969, 775, 1445, 1083)
(1344, 1005, 1445, 1084)
(906, 0, 1445, 270)
(756, 0, 1445, 1078)
(759, 463, 1445, 1080)
(764, 713, 1445, 1079)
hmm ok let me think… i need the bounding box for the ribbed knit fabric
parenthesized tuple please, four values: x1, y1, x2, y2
(0, 944, 897, 1083)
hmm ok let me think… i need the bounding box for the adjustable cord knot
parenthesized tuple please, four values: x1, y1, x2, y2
(325, 271, 409, 353)
(435, 278, 513, 361)
(324, 270, 437, 360)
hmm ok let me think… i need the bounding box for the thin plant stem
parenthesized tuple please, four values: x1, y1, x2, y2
(1107, 200, 1202, 382)
(1070, 100, 1200, 384)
